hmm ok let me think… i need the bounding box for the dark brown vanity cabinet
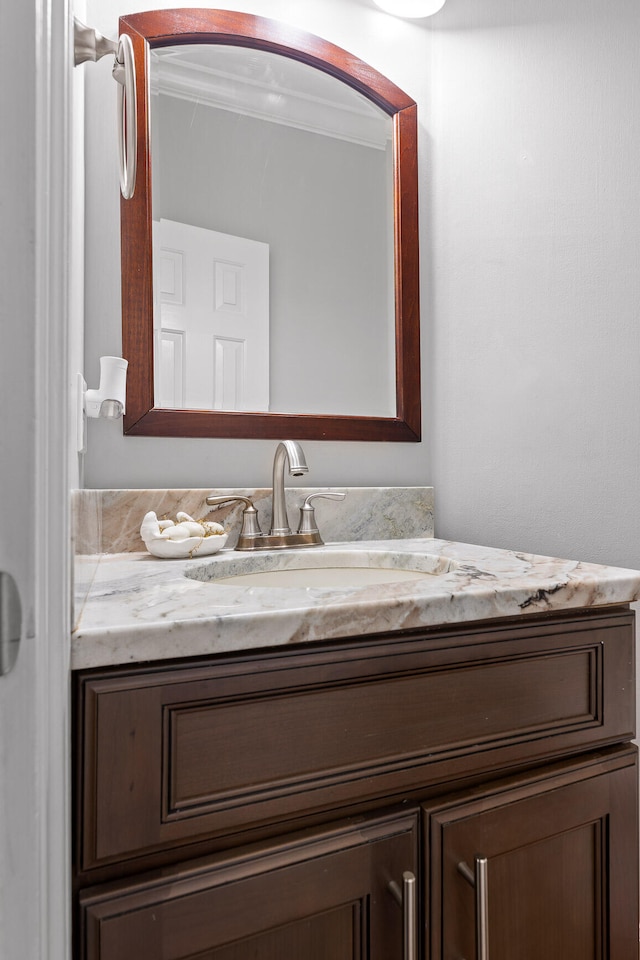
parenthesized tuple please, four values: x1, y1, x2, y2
(74, 606, 639, 959)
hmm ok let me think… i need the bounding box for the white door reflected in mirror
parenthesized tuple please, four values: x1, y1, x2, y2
(154, 219, 269, 411)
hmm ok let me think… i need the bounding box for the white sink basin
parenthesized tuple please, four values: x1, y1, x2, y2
(185, 548, 456, 589)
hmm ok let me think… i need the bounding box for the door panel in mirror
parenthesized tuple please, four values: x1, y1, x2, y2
(153, 218, 271, 411)
(120, 10, 421, 441)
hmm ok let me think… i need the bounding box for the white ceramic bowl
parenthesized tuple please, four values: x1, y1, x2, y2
(145, 533, 228, 559)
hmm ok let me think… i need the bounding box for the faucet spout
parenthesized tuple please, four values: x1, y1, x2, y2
(270, 440, 308, 536)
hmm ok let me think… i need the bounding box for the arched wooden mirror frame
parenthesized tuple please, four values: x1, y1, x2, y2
(120, 9, 421, 441)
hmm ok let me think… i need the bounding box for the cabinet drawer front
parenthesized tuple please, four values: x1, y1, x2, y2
(80, 810, 418, 960)
(76, 609, 634, 870)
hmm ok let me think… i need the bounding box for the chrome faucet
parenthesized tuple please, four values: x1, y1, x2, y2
(270, 440, 308, 536)
(206, 440, 345, 551)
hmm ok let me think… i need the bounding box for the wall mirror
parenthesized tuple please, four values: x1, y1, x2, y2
(120, 9, 421, 441)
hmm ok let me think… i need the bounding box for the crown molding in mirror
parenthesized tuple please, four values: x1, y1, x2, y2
(119, 9, 421, 442)
(150, 47, 392, 149)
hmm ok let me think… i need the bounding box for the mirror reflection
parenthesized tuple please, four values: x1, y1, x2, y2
(149, 45, 396, 417)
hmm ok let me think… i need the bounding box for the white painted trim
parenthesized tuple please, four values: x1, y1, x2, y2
(34, 0, 72, 957)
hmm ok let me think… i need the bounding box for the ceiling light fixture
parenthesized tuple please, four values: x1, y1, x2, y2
(372, 0, 447, 17)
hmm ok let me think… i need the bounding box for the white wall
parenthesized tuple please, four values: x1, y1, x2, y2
(1, 0, 72, 957)
(83, 0, 640, 572)
(0, 0, 39, 953)
(427, 0, 640, 568)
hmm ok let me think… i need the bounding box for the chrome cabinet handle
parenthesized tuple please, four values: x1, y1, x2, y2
(112, 33, 137, 199)
(388, 870, 417, 960)
(457, 855, 489, 960)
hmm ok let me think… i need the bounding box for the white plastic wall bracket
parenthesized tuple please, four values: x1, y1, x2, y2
(78, 357, 128, 453)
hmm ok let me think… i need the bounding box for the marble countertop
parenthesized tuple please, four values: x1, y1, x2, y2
(72, 539, 640, 669)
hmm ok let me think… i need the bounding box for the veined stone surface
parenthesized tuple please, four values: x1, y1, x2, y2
(72, 537, 640, 670)
(72, 486, 435, 554)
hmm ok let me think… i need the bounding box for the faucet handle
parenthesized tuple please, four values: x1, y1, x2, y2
(297, 491, 347, 538)
(206, 495, 263, 544)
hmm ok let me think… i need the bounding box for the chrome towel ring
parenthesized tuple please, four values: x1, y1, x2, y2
(73, 19, 137, 201)
(112, 34, 137, 200)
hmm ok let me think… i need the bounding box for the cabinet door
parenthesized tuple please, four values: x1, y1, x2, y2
(80, 809, 418, 960)
(424, 748, 638, 960)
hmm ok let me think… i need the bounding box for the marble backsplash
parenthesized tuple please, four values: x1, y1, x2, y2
(72, 487, 435, 555)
